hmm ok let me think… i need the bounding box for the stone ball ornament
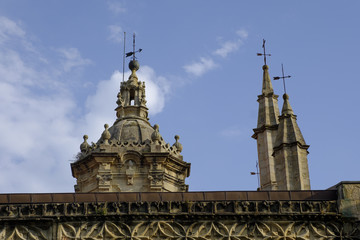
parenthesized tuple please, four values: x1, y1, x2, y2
(129, 60, 140, 71)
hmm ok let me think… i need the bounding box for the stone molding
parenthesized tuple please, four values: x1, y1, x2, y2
(0, 198, 359, 239)
(0, 200, 338, 219)
(1, 219, 359, 239)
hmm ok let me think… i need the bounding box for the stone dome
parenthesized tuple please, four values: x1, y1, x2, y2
(99, 118, 155, 144)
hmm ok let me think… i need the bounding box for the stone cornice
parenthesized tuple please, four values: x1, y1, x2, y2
(273, 141, 310, 153)
(0, 199, 339, 221)
(257, 93, 279, 100)
(252, 124, 279, 139)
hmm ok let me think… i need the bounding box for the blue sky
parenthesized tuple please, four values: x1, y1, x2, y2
(0, 1, 359, 192)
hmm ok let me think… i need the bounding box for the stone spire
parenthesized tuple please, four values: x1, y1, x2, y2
(272, 93, 310, 190)
(71, 55, 190, 193)
(252, 64, 280, 190)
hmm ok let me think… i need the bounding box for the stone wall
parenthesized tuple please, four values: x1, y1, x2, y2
(0, 190, 359, 239)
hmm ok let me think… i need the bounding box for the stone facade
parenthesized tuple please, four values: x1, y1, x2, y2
(0, 185, 359, 239)
(71, 60, 190, 193)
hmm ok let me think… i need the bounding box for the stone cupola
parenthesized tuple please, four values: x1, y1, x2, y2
(71, 58, 191, 193)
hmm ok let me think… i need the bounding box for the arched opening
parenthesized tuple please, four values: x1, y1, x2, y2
(129, 89, 135, 105)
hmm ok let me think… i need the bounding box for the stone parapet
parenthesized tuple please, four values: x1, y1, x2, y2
(333, 181, 360, 221)
(0, 190, 358, 239)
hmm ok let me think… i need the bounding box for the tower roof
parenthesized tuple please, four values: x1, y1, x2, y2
(274, 94, 308, 149)
(261, 65, 274, 95)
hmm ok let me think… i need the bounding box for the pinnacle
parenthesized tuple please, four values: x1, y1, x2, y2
(281, 94, 294, 115)
(262, 65, 274, 95)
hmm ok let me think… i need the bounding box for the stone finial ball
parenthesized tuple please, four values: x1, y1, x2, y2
(174, 135, 180, 141)
(283, 93, 289, 100)
(129, 60, 140, 71)
(153, 124, 159, 131)
(262, 65, 269, 70)
(104, 124, 109, 129)
(83, 135, 88, 140)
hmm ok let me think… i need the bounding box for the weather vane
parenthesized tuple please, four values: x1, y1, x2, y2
(274, 64, 291, 94)
(250, 162, 260, 190)
(257, 39, 271, 65)
(126, 33, 142, 61)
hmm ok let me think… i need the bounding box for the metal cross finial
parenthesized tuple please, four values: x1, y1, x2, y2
(125, 33, 142, 60)
(257, 39, 271, 65)
(274, 64, 291, 94)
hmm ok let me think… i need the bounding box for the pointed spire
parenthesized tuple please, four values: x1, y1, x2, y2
(254, 64, 280, 130)
(262, 65, 274, 95)
(252, 59, 280, 191)
(274, 93, 307, 147)
(273, 93, 310, 190)
(281, 93, 294, 115)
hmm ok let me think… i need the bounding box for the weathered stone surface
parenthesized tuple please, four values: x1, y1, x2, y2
(336, 182, 360, 220)
(0, 195, 358, 239)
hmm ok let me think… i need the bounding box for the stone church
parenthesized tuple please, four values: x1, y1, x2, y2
(0, 43, 359, 239)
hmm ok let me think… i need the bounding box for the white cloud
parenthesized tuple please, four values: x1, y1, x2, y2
(183, 57, 217, 77)
(184, 29, 248, 76)
(0, 15, 173, 193)
(0, 16, 85, 192)
(213, 40, 243, 58)
(220, 126, 242, 137)
(236, 29, 249, 39)
(213, 29, 248, 58)
(0, 13, 178, 194)
(107, 1, 126, 14)
(58, 48, 92, 72)
(108, 25, 123, 43)
(0, 16, 25, 43)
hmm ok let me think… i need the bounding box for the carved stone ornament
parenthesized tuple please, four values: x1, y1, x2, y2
(0, 199, 358, 239)
(0, 220, 354, 240)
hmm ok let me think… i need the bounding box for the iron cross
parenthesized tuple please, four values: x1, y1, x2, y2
(126, 33, 142, 60)
(274, 64, 291, 94)
(257, 39, 271, 65)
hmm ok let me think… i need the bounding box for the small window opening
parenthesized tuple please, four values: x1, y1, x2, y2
(129, 89, 135, 106)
